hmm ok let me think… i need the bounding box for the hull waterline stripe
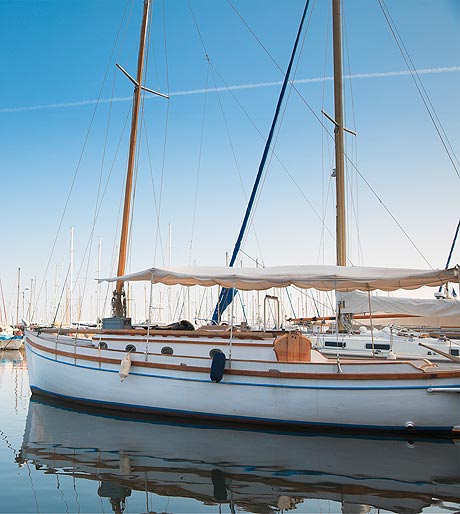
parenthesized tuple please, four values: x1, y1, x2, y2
(29, 385, 454, 432)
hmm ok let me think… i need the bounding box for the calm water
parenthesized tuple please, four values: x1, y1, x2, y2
(1, 350, 459, 514)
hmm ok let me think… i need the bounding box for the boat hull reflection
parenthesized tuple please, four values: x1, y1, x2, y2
(21, 397, 460, 514)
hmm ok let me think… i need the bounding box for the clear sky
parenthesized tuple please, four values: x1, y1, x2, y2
(0, 0, 459, 324)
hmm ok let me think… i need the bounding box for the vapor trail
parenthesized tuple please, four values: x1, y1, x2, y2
(1, 66, 458, 113)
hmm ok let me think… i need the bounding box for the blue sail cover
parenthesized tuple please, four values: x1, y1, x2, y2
(211, 287, 236, 323)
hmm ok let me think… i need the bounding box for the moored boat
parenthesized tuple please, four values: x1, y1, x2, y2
(25, 263, 460, 433)
(24, 0, 460, 434)
(0, 323, 23, 350)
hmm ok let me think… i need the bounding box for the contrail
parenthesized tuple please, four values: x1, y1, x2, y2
(1, 66, 459, 113)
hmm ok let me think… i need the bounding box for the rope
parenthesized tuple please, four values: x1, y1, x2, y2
(378, 0, 460, 180)
(30, 0, 132, 324)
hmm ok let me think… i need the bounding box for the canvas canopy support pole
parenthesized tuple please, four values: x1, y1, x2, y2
(439, 219, 460, 295)
(367, 289, 375, 358)
(145, 276, 154, 360)
(229, 281, 235, 368)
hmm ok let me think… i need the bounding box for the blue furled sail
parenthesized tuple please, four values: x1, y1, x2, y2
(211, 0, 312, 324)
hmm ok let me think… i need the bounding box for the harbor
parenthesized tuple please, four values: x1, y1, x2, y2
(1, 349, 459, 514)
(0, 0, 459, 511)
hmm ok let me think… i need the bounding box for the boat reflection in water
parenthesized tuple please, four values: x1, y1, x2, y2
(20, 397, 460, 514)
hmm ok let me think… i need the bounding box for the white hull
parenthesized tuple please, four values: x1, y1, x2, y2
(25, 328, 460, 433)
(20, 398, 460, 514)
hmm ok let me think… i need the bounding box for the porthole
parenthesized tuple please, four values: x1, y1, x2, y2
(125, 344, 136, 353)
(98, 342, 108, 350)
(161, 346, 174, 355)
(209, 348, 223, 358)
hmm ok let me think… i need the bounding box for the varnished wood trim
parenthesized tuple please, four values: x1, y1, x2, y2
(44, 327, 270, 340)
(91, 335, 274, 347)
(26, 336, 460, 381)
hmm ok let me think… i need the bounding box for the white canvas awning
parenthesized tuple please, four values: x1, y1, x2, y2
(340, 290, 460, 318)
(100, 264, 459, 292)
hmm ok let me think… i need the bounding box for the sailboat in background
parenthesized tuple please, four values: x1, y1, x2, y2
(0, 327, 23, 350)
(24, 0, 460, 433)
(0, 275, 23, 350)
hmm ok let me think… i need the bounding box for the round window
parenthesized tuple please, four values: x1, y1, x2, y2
(161, 346, 174, 355)
(125, 344, 136, 353)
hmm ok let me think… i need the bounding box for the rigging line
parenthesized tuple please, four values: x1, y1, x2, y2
(188, 63, 210, 265)
(185, 1, 213, 267)
(345, 152, 433, 269)
(207, 65, 267, 261)
(77, 70, 120, 324)
(320, 3, 333, 266)
(377, 0, 460, 180)
(56, 474, 70, 514)
(439, 219, 460, 294)
(444, 220, 460, 270)
(141, 5, 168, 268)
(316, 176, 334, 264)
(72, 466, 81, 514)
(239, 50, 305, 255)
(342, 3, 364, 266)
(0, 278, 7, 323)
(379, 0, 460, 174)
(152, 0, 172, 268)
(209, 61, 336, 244)
(224, 5, 442, 266)
(127, 80, 149, 278)
(30, 1, 132, 322)
(285, 287, 297, 318)
(125, 58, 153, 286)
(226, 0, 317, 78)
(236, 251, 325, 316)
(161, 0, 171, 94)
(0, 428, 18, 458)
(186, 0, 210, 60)
(239, 11, 312, 254)
(52, 250, 71, 326)
(214, 0, 313, 309)
(142, 109, 166, 266)
(226, 0, 327, 132)
(25, 460, 40, 514)
(73, 108, 132, 323)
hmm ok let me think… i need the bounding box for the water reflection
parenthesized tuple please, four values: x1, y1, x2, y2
(19, 397, 460, 514)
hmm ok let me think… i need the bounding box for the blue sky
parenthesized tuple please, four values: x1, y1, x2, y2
(0, 0, 459, 323)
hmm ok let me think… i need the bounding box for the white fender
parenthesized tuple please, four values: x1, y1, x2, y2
(119, 353, 132, 382)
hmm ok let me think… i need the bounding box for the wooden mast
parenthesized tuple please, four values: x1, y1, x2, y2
(332, 0, 348, 332)
(112, 0, 151, 318)
(332, 0, 346, 267)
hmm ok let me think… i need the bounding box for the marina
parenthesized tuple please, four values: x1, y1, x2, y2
(0, 0, 459, 511)
(1, 350, 459, 514)
(22, 0, 460, 433)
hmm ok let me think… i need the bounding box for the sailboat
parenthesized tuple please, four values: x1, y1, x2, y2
(24, 0, 460, 433)
(19, 397, 460, 514)
(0, 323, 23, 350)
